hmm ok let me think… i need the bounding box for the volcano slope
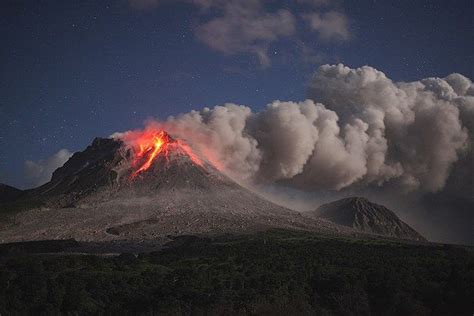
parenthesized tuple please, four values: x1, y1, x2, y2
(0, 131, 343, 243)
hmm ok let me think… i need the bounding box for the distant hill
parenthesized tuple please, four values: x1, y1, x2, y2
(308, 197, 425, 241)
(0, 183, 23, 204)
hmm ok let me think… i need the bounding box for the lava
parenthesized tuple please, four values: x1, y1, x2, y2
(129, 129, 203, 177)
(133, 130, 170, 174)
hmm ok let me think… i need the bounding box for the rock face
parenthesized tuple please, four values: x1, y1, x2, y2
(309, 197, 426, 241)
(0, 132, 343, 243)
(29, 137, 125, 207)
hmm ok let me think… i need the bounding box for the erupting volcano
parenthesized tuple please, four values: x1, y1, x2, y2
(0, 128, 426, 245)
(0, 130, 345, 243)
(129, 130, 203, 178)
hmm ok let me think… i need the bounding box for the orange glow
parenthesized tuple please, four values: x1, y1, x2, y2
(130, 130, 203, 177)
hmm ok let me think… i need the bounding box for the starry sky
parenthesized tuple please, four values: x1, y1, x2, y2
(1, 0, 473, 189)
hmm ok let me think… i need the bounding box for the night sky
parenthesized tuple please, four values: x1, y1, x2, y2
(1, 0, 473, 189)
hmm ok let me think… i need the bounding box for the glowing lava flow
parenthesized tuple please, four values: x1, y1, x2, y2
(130, 130, 203, 178)
(133, 130, 169, 174)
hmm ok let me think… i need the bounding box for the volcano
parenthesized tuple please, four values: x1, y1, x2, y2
(27, 131, 231, 206)
(307, 197, 426, 241)
(0, 130, 343, 243)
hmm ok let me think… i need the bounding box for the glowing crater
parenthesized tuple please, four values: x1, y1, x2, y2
(130, 130, 203, 177)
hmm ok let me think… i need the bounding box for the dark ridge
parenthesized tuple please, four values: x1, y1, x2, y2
(49, 137, 123, 183)
(25, 137, 125, 207)
(0, 183, 24, 204)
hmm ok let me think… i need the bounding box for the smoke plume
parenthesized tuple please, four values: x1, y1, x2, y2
(123, 64, 472, 197)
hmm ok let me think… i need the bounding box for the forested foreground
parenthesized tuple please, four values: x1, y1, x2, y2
(0, 230, 473, 315)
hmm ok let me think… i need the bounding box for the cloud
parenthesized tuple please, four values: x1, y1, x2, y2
(194, 1, 351, 64)
(127, 0, 350, 66)
(24, 149, 72, 187)
(302, 11, 350, 41)
(194, 0, 296, 66)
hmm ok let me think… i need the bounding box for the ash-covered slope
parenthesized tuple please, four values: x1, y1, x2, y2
(0, 131, 342, 243)
(308, 197, 425, 241)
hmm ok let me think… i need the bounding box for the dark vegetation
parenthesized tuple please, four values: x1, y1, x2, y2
(0, 230, 472, 315)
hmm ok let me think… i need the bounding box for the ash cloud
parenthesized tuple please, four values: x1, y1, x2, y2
(24, 149, 73, 187)
(306, 64, 471, 192)
(155, 64, 472, 196)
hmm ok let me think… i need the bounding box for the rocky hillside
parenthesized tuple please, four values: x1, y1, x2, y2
(308, 197, 425, 241)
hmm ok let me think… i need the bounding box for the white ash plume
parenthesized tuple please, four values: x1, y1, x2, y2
(116, 64, 472, 196)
